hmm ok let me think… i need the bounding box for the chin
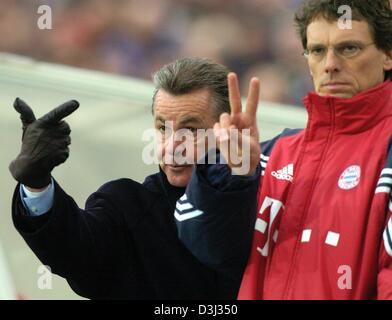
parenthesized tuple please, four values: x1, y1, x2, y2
(318, 90, 355, 99)
(167, 176, 190, 187)
(329, 92, 355, 98)
(162, 164, 193, 187)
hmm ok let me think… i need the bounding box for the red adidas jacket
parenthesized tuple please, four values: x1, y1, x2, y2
(239, 80, 392, 299)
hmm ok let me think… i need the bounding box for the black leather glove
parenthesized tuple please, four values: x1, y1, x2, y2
(9, 98, 79, 189)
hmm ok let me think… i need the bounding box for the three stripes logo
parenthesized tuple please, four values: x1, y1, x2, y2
(376, 168, 392, 194)
(260, 154, 269, 177)
(271, 164, 294, 182)
(383, 212, 392, 257)
(378, 168, 392, 257)
(174, 194, 204, 222)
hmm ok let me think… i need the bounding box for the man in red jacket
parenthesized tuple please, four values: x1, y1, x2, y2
(176, 0, 392, 299)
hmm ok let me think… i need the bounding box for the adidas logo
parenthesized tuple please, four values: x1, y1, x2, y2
(271, 164, 294, 182)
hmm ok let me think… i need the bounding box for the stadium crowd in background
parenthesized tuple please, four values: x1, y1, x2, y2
(0, 0, 313, 105)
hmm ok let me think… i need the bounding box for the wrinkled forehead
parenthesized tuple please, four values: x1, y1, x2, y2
(306, 17, 374, 45)
(153, 89, 215, 127)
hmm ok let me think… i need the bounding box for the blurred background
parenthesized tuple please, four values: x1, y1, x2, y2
(0, 0, 315, 299)
(0, 0, 316, 105)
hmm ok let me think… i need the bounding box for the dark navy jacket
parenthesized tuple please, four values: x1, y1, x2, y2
(12, 167, 258, 299)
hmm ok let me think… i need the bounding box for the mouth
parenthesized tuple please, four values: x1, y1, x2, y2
(166, 164, 193, 171)
(321, 82, 351, 91)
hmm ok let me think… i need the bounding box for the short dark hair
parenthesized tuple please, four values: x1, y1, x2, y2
(294, 0, 392, 80)
(151, 57, 230, 118)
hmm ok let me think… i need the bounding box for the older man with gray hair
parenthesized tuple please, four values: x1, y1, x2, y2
(9, 57, 259, 299)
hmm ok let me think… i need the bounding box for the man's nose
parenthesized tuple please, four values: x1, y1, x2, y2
(165, 132, 186, 156)
(324, 49, 342, 74)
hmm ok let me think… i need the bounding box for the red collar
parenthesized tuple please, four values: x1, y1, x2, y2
(303, 80, 392, 135)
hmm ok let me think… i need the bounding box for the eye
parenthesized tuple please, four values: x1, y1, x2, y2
(340, 45, 360, 56)
(177, 127, 198, 135)
(156, 125, 173, 135)
(185, 127, 201, 137)
(185, 127, 197, 133)
(310, 47, 326, 56)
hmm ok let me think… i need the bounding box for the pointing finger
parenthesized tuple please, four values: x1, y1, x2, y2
(39, 100, 79, 124)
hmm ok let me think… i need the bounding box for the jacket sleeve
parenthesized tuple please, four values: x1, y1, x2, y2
(12, 178, 145, 297)
(377, 193, 392, 299)
(175, 132, 299, 282)
(377, 137, 392, 300)
(175, 157, 261, 283)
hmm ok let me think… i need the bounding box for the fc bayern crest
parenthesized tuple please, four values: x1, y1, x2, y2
(338, 165, 361, 190)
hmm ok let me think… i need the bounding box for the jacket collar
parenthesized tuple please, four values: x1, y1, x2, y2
(158, 167, 186, 209)
(303, 80, 392, 135)
(143, 168, 186, 207)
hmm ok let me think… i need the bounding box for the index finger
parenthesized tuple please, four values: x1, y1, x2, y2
(228, 72, 242, 116)
(245, 77, 260, 118)
(39, 100, 79, 124)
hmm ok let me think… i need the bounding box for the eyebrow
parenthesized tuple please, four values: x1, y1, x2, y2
(307, 40, 367, 48)
(177, 115, 204, 126)
(154, 116, 166, 124)
(154, 115, 204, 126)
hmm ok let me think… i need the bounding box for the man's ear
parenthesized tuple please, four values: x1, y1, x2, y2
(383, 50, 392, 72)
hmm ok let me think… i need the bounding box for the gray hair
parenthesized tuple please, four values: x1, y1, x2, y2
(151, 57, 230, 118)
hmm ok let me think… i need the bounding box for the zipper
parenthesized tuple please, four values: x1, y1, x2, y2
(281, 98, 336, 299)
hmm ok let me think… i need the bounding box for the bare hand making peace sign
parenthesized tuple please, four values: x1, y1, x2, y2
(214, 73, 261, 176)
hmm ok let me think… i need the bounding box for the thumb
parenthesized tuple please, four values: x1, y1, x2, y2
(14, 98, 36, 127)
